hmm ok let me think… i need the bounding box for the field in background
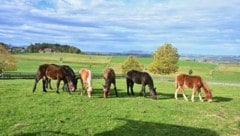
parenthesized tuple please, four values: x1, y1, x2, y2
(12, 53, 240, 83)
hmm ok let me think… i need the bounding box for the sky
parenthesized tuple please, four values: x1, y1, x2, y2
(0, 0, 240, 56)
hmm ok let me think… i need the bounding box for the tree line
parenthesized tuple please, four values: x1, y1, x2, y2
(1, 42, 179, 75)
(26, 43, 81, 53)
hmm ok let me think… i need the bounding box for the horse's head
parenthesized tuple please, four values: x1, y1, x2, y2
(150, 87, 157, 100)
(65, 77, 78, 92)
(205, 89, 213, 102)
(102, 84, 110, 98)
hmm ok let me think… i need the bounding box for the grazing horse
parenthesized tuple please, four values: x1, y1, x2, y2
(175, 74, 212, 102)
(32, 64, 77, 93)
(126, 70, 157, 99)
(79, 68, 92, 98)
(103, 68, 118, 98)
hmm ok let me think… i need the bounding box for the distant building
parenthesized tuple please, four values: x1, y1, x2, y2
(11, 47, 25, 53)
(39, 48, 54, 53)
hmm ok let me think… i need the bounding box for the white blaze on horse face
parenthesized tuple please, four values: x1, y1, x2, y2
(68, 81, 75, 91)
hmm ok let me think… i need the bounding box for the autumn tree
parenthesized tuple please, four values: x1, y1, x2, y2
(121, 56, 142, 74)
(0, 44, 17, 74)
(149, 43, 179, 74)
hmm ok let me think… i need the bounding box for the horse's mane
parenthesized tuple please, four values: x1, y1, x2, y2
(200, 77, 211, 92)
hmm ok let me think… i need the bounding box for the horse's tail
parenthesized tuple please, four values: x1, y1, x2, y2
(174, 76, 179, 89)
(87, 70, 92, 86)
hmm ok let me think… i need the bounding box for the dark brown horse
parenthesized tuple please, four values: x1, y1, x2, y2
(32, 64, 77, 93)
(103, 68, 118, 98)
(175, 74, 212, 102)
(126, 70, 157, 99)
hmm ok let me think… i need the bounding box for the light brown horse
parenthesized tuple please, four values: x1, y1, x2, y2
(175, 74, 212, 102)
(79, 68, 92, 98)
(103, 68, 118, 98)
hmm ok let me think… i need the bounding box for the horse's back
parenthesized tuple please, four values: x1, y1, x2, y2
(103, 68, 115, 81)
(79, 68, 91, 81)
(126, 70, 152, 84)
(176, 74, 202, 88)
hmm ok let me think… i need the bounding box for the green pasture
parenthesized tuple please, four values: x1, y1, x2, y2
(0, 78, 239, 135)
(0, 53, 239, 135)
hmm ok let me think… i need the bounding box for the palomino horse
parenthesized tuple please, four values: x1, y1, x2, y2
(175, 74, 212, 102)
(32, 64, 77, 93)
(126, 70, 157, 99)
(79, 68, 92, 98)
(103, 68, 118, 98)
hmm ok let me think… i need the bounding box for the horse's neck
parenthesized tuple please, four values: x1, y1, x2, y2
(147, 80, 154, 90)
(200, 78, 210, 94)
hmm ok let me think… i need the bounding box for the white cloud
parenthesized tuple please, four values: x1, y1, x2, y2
(0, 0, 239, 55)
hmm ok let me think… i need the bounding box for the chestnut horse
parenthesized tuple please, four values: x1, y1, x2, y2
(126, 70, 157, 99)
(79, 68, 92, 98)
(175, 74, 212, 102)
(103, 68, 118, 98)
(32, 64, 77, 93)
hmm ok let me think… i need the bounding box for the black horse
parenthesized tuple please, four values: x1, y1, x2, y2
(32, 64, 77, 93)
(126, 70, 157, 99)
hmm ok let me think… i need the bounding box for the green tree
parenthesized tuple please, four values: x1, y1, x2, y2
(0, 44, 17, 73)
(121, 56, 142, 74)
(149, 43, 179, 74)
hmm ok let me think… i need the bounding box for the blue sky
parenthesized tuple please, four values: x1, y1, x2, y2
(0, 0, 240, 55)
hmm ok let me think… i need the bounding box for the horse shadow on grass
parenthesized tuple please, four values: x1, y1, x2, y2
(212, 96, 232, 103)
(91, 88, 157, 99)
(95, 118, 219, 136)
(14, 130, 78, 136)
(158, 92, 233, 103)
(91, 88, 130, 98)
(158, 92, 175, 100)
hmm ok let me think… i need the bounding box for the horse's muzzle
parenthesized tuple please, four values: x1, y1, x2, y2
(208, 99, 212, 102)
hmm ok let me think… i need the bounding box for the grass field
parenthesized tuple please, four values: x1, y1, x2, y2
(0, 53, 240, 135)
(0, 79, 239, 135)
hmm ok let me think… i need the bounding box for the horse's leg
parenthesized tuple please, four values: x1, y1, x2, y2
(126, 78, 130, 95)
(33, 78, 40, 93)
(198, 89, 204, 102)
(141, 84, 146, 97)
(180, 87, 188, 101)
(49, 79, 53, 90)
(174, 87, 179, 100)
(56, 80, 60, 93)
(198, 92, 204, 102)
(130, 81, 135, 96)
(191, 88, 197, 102)
(113, 82, 118, 97)
(80, 79, 84, 95)
(42, 78, 47, 92)
(182, 90, 189, 101)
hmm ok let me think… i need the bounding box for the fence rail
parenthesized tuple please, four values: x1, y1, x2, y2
(0, 72, 126, 79)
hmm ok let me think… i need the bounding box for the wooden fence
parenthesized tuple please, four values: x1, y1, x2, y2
(0, 72, 125, 80)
